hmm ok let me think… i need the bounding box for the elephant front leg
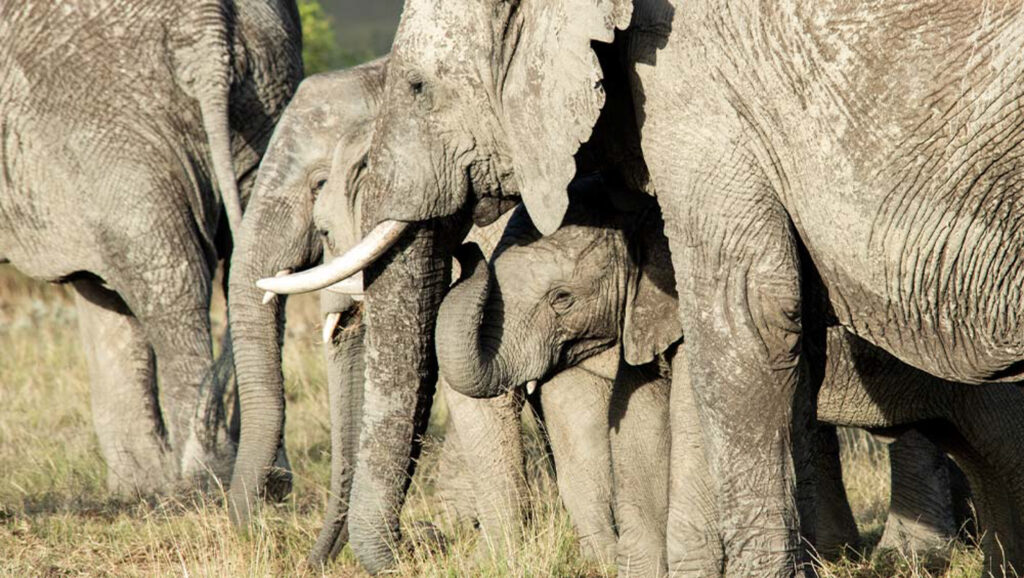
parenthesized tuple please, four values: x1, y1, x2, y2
(666, 189, 811, 577)
(610, 362, 671, 577)
(540, 361, 617, 568)
(73, 280, 176, 495)
(442, 379, 529, 559)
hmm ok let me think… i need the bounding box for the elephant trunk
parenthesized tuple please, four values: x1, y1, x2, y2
(435, 244, 513, 399)
(227, 174, 319, 527)
(347, 223, 452, 574)
(308, 317, 366, 565)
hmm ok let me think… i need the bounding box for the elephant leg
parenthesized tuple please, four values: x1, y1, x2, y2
(875, 430, 957, 563)
(812, 424, 860, 560)
(540, 363, 617, 567)
(666, 189, 810, 577)
(119, 260, 231, 486)
(665, 350, 722, 576)
(935, 385, 1024, 573)
(309, 320, 366, 566)
(73, 280, 175, 494)
(609, 362, 670, 577)
(434, 419, 478, 526)
(443, 380, 528, 558)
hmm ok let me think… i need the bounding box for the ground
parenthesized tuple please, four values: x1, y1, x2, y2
(0, 265, 988, 577)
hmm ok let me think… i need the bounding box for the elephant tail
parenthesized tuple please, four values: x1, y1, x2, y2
(175, 0, 243, 238)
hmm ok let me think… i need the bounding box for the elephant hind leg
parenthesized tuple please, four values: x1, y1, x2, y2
(933, 387, 1024, 574)
(73, 280, 175, 495)
(810, 424, 860, 562)
(875, 430, 957, 569)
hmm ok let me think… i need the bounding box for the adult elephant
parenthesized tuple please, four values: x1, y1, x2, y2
(0, 0, 302, 493)
(224, 59, 528, 568)
(259, 1, 1024, 574)
(438, 195, 1014, 576)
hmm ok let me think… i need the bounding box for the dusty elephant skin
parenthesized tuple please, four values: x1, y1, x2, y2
(442, 198, 1020, 575)
(223, 59, 385, 557)
(0, 0, 302, 494)
(258, 0, 1024, 575)
(224, 57, 537, 568)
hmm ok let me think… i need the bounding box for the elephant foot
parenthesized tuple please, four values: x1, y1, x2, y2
(874, 520, 954, 574)
(105, 455, 179, 498)
(264, 445, 294, 503)
(179, 426, 236, 492)
(405, 520, 450, 557)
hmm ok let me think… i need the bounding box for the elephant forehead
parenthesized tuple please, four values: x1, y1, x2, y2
(492, 245, 576, 295)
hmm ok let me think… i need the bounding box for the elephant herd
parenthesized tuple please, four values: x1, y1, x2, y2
(4, 1, 1024, 577)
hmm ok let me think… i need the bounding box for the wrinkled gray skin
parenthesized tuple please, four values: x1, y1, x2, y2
(265, 0, 1024, 574)
(438, 199, 988, 575)
(223, 62, 530, 569)
(0, 0, 302, 493)
(225, 60, 384, 546)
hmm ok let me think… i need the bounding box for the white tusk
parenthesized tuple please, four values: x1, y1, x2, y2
(322, 312, 342, 344)
(352, 294, 364, 302)
(325, 271, 365, 295)
(262, 269, 292, 304)
(526, 380, 538, 396)
(257, 220, 409, 295)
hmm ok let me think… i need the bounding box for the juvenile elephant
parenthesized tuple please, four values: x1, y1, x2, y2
(437, 191, 1008, 576)
(225, 59, 384, 556)
(0, 0, 302, 493)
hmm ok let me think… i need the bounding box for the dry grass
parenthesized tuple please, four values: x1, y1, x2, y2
(0, 265, 990, 576)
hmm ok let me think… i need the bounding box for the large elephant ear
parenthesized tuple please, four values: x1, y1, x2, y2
(502, 0, 633, 235)
(622, 209, 682, 366)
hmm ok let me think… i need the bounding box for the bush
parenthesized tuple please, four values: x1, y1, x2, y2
(299, 0, 375, 74)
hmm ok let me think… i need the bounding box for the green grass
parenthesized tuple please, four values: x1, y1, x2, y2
(0, 265, 990, 576)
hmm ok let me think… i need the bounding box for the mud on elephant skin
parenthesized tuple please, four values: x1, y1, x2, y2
(0, 0, 302, 494)
(438, 193, 1005, 574)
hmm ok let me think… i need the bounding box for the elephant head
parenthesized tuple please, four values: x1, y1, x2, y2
(436, 186, 680, 399)
(226, 58, 387, 529)
(255, 1, 641, 572)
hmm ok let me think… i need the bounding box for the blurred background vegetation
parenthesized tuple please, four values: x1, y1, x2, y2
(299, 0, 402, 74)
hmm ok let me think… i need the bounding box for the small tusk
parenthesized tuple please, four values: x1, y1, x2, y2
(526, 380, 538, 396)
(262, 269, 293, 304)
(325, 271, 364, 295)
(322, 312, 342, 344)
(352, 294, 364, 302)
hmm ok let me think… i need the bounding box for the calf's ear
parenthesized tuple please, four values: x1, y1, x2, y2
(621, 209, 682, 366)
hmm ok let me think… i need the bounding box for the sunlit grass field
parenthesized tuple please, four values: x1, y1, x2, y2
(0, 265, 989, 576)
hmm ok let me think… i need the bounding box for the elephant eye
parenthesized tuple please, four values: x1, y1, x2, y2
(308, 169, 329, 197)
(549, 288, 575, 315)
(410, 80, 425, 95)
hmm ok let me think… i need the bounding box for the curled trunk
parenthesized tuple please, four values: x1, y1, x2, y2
(308, 317, 366, 565)
(435, 244, 509, 399)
